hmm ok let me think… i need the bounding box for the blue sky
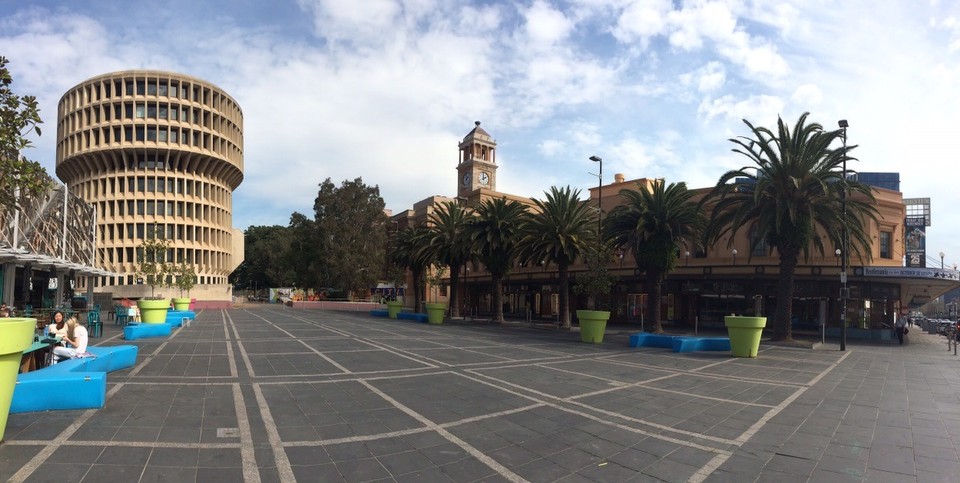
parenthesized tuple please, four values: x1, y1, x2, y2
(3, 0, 960, 267)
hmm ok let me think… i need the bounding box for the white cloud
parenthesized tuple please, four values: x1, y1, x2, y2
(297, 0, 402, 47)
(612, 0, 671, 44)
(790, 84, 822, 107)
(697, 94, 785, 125)
(523, 0, 574, 47)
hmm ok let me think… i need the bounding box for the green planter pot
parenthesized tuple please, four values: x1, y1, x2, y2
(724, 316, 767, 358)
(577, 310, 611, 344)
(172, 298, 192, 311)
(0, 318, 36, 441)
(425, 303, 446, 325)
(385, 300, 403, 319)
(138, 299, 171, 324)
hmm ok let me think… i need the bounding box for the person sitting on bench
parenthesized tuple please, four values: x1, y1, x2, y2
(52, 317, 93, 363)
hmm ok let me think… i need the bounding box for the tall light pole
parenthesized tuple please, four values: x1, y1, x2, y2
(732, 249, 738, 265)
(839, 119, 849, 352)
(940, 251, 945, 269)
(589, 155, 603, 237)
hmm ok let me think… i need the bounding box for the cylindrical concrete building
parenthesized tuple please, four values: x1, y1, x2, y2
(55, 70, 244, 303)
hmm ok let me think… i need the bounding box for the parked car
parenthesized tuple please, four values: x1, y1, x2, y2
(937, 319, 956, 336)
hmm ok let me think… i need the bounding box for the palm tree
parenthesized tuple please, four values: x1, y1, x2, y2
(519, 186, 596, 328)
(605, 179, 705, 333)
(467, 197, 527, 324)
(704, 112, 878, 341)
(388, 226, 435, 313)
(423, 201, 473, 318)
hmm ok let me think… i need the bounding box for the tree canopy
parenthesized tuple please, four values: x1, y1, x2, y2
(0, 56, 50, 213)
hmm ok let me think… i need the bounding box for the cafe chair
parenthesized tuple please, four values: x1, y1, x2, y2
(87, 310, 102, 338)
(114, 305, 128, 326)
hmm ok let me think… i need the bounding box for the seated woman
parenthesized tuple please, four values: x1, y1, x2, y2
(46, 310, 67, 338)
(52, 317, 92, 363)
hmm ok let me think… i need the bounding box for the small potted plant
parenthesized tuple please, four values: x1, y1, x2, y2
(383, 266, 405, 319)
(172, 262, 196, 311)
(424, 264, 447, 324)
(136, 227, 172, 324)
(574, 243, 618, 343)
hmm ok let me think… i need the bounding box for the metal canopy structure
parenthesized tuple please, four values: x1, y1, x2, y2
(1, 173, 119, 279)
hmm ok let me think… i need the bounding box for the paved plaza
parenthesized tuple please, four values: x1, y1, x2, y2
(2, 307, 960, 482)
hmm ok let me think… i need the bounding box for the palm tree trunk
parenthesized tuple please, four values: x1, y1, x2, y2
(448, 263, 460, 318)
(774, 250, 798, 341)
(492, 275, 504, 323)
(413, 269, 423, 313)
(647, 273, 664, 333)
(558, 262, 570, 328)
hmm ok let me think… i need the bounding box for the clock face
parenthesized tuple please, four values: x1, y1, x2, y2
(462, 172, 472, 186)
(479, 172, 490, 185)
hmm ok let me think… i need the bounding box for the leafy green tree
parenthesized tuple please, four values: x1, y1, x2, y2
(573, 242, 618, 312)
(173, 261, 196, 298)
(704, 113, 878, 341)
(519, 186, 596, 328)
(0, 56, 50, 213)
(388, 226, 434, 312)
(606, 179, 706, 333)
(467, 197, 527, 324)
(233, 225, 295, 290)
(137, 224, 171, 298)
(314, 177, 387, 298)
(424, 201, 473, 317)
(287, 212, 324, 289)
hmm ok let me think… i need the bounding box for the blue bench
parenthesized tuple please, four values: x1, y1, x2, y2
(671, 337, 731, 353)
(166, 310, 196, 327)
(397, 312, 429, 323)
(370, 309, 389, 317)
(629, 333, 731, 353)
(123, 323, 172, 340)
(629, 333, 677, 349)
(11, 345, 139, 413)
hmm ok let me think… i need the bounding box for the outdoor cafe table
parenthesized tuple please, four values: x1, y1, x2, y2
(18, 337, 61, 373)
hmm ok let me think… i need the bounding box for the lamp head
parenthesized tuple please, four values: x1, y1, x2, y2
(835, 248, 841, 256)
(732, 249, 738, 256)
(589, 155, 602, 163)
(838, 119, 849, 128)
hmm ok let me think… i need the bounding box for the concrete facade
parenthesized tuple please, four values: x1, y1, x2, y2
(55, 70, 244, 302)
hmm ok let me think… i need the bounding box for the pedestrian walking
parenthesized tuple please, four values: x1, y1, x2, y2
(895, 317, 907, 345)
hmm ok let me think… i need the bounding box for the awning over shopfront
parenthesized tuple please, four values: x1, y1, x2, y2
(0, 246, 120, 278)
(855, 266, 959, 308)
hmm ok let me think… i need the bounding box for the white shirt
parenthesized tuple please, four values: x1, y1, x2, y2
(66, 326, 89, 353)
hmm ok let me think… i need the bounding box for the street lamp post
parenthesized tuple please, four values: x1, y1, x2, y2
(839, 119, 849, 352)
(685, 251, 690, 267)
(732, 249, 738, 265)
(589, 156, 603, 237)
(940, 251, 945, 269)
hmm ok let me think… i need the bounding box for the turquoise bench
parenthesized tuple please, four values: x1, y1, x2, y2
(671, 337, 731, 352)
(370, 309, 389, 317)
(629, 333, 731, 353)
(123, 323, 172, 340)
(629, 333, 677, 349)
(11, 345, 138, 413)
(166, 310, 196, 327)
(397, 312, 429, 323)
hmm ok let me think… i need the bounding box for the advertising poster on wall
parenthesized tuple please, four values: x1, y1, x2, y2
(905, 216, 926, 268)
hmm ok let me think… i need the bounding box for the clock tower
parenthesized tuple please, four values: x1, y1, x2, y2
(457, 121, 497, 197)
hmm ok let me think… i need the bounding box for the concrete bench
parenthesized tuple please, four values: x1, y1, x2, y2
(370, 309, 389, 317)
(629, 333, 678, 349)
(397, 312, 429, 323)
(123, 323, 172, 340)
(11, 345, 139, 413)
(629, 333, 731, 353)
(166, 310, 196, 327)
(671, 337, 731, 353)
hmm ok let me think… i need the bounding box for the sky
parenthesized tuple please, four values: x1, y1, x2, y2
(2, 0, 960, 268)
